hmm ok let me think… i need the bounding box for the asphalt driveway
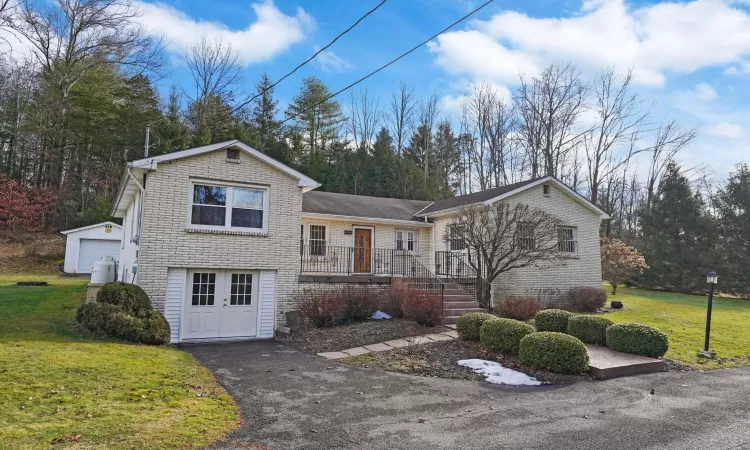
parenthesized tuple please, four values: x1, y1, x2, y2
(185, 341, 750, 450)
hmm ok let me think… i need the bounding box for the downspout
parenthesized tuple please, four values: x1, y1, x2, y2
(127, 167, 147, 284)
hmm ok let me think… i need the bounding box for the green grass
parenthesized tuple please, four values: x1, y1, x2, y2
(607, 286, 750, 369)
(0, 274, 239, 449)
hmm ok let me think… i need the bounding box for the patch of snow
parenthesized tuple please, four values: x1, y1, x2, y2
(371, 310, 392, 320)
(457, 359, 542, 386)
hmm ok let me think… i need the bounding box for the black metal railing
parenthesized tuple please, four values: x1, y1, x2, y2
(435, 251, 493, 311)
(301, 245, 430, 277)
(300, 244, 445, 315)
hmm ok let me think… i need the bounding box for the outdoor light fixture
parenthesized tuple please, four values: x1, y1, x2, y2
(699, 271, 718, 359)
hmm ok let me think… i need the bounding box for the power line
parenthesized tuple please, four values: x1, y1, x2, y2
(279, 0, 495, 127)
(233, 0, 387, 113)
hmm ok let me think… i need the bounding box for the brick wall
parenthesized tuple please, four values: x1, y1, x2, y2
(138, 149, 303, 326)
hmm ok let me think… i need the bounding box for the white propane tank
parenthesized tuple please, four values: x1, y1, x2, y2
(91, 256, 116, 284)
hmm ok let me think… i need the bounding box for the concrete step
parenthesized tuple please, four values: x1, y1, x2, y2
(586, 345, 666, 379)
(444, 307, 487, 316)
(443, 301, 483, 309)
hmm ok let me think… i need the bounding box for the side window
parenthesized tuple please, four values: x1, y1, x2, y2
(309, 225, 327, 256)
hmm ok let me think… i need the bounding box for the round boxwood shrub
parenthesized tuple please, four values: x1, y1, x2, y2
(456, 312, 496, 341)
(606, 323, 668, 358)
(140, 311, 172, 345)
(479, 318, 536, 355)
(519, 332, 590, 374)
(97, 282, 151, 316)
(534, 309, 574, 332)
(567, 315, 614, 345)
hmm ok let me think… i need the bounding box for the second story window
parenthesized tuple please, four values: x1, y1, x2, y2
(190, 182, 268, 232)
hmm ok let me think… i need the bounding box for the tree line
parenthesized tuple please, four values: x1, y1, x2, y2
(0, 0, 748, 293)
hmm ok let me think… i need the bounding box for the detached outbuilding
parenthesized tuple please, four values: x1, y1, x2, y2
(61, 221, 122, 274)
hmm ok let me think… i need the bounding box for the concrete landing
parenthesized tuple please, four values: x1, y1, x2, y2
(587, 345, 666, 379)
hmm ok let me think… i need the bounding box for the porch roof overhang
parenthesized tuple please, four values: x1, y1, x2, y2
(301, 212, 434, 228)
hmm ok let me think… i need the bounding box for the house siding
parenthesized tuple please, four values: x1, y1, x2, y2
(137, 149, 303, 327)
(431, 182, 603, 307)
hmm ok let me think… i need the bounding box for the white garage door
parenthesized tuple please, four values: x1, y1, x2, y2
(78, 239, 120, 273)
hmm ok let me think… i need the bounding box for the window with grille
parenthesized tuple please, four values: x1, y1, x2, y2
(395, 229, 418, 252)
(558, 226, 577, 254)
(191, 272, 216, 306)
(230, 273, 252, 305)
(448, 224, 467, 251)
(517, 223, 536, 250)
(309, 225, 327, 256)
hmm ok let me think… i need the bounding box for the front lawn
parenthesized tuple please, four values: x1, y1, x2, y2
(607, 286, 750, 369)
(0, 275, 239, 448)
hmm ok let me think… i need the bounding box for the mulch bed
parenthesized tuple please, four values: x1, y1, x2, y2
(278, 319, 450, 354)
(341, 339, 590, 385)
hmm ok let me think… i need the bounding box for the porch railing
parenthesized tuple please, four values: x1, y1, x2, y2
(300, 244, 445, 314)
(435, 251, 493, 311)
(300, 244, 426, 277)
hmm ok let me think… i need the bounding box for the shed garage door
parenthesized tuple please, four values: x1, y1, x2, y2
(78, 239, 120, 273)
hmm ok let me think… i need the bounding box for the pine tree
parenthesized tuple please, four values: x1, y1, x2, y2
(716, 163, 750, 292)
(639, 163, 716, 292)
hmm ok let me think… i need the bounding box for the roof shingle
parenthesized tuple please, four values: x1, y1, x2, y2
(302, 191, 432, 222)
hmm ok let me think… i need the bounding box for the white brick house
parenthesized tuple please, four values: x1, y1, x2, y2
(112, 140, 609, 343)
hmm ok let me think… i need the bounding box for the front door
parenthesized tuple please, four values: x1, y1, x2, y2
(183, 270, 258, 340)
(353, 228, 372, 273)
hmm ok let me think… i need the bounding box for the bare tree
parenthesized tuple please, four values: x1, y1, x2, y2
(515, 63, 588, 179)
(584, 68, 651, 205)
(348, 86, 380, 151)
(645, 121, 697, 209)
(464, 83, 493, 190)
(418, 93, 439, 178)
(388, 82, 417, 155)
(485, 98, 518, 187)
(184, 35, 242, 108)
(445, 202, 564, 305)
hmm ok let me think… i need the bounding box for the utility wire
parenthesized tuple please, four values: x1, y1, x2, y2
(279, 0, 495, 126)
(233, 0, 387, 113)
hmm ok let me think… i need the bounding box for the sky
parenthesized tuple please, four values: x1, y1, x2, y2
(9, 0, 750, 179)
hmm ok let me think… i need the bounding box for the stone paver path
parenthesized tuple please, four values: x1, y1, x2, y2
(318, 330, 457, 360)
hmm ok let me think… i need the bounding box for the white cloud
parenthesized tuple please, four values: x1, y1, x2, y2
(312, 46, 352, 72)
(439, 79, 513, 122)
(724, 60, 750, 75)
(678, 82, 718, 103)
(134, 0, 314, 64)
(429, 0, 750, 86)
(705, 122, 743, 138)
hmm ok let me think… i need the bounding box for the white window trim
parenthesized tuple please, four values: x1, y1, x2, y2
(187, 179, 270, 233)
(395, 229, 418, 253)
(558, 225, 578, 255)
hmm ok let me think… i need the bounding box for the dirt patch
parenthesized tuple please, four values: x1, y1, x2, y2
(0, 235, 65, 274)
(277, 319, 449, 354)
(341, 339, 590, 385)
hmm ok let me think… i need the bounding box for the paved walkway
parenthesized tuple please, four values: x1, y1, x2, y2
(184, 340, 750, 450)
(317, 330, 458, 360)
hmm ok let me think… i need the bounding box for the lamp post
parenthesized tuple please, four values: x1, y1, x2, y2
(699, 271, 718, 358)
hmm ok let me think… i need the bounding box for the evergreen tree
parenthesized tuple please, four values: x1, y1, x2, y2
(716, 163, 750, 292)
(285, 77, 346, 166)
(152, 86, 190, 156)
(639, 163, 716, 292)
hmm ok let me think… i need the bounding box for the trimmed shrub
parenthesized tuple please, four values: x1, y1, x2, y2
(106, 312, 146, 342)
(76, 302, 121, 334)
(566, 287, 607, 312)
(606, 323, 669, 358)
(342, 287, 379, 322)
(495, 296, 542, 321)
(567, 315, 614, 345)
(140, 311, 172, 345)
(534, 309, 573, 332)
(519, 332, 590, 374)
(455, 312, 496, 341)
(479, 318, 536, 355)
(97, 282, 152, 316)
(401, 289, 443, 327)
(296, 289, 346, 327)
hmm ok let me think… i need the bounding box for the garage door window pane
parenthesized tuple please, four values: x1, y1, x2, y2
(230, 273, 252, 306)
(191, 272, 216, 306)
